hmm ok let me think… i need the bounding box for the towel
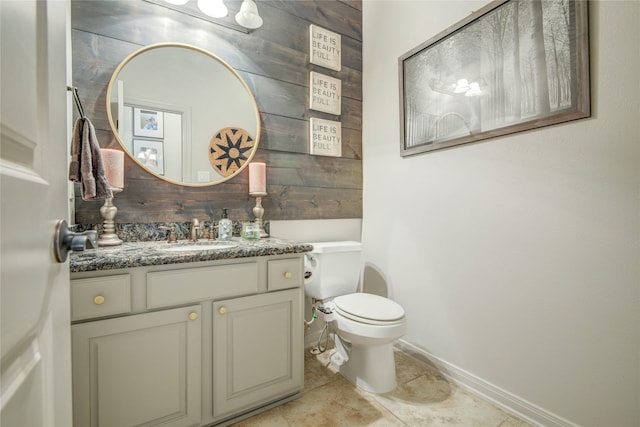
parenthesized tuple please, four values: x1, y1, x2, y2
(68, 117, 113, 200)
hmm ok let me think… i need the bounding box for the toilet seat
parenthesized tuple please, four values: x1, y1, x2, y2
(333, 293, 405, 326)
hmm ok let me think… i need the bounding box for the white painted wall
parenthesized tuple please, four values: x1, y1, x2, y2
(362, 1, 639, 426)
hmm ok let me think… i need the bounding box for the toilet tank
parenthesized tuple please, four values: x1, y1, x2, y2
(304, 241, 363, 300)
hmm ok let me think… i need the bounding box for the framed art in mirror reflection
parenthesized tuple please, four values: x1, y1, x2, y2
(133, 139, 164, 175)
(133, 107, 164, 138)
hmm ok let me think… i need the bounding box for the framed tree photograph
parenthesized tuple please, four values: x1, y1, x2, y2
(133, 139, 164, 175)
(133, 107, 164, 138)
(399, 0, 590, 156)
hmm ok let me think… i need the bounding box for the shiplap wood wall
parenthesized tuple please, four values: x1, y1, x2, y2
(71, 0, 362, 225)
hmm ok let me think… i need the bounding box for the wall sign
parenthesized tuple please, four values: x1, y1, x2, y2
(310, 71, 341, 115)
(309, 24, 341, 71)
(310, 118, 341, 157)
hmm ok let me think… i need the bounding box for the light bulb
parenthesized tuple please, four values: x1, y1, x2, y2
(453, 78, 470, 94)
(197, 0, 228, 18)
(164, 0, 189, 5)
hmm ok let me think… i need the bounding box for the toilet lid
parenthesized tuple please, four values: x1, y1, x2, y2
(333, 293, 405, 324)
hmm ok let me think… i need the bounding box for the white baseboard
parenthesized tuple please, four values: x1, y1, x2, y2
(395, 340, 579, 427)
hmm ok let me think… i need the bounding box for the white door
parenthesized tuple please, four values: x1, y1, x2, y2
(0, 1, 73, 426)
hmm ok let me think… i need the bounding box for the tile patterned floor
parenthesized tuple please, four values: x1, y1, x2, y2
(231, 345, 533, 427)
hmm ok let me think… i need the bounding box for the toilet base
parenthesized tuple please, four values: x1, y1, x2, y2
(330, 340, 397, 394)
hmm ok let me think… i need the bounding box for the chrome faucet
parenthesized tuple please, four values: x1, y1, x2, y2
(189, 218, 200, 242)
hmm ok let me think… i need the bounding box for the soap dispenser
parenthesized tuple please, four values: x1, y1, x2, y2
(218, 208, 232, 241)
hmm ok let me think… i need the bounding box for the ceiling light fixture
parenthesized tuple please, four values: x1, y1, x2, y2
(453, 78, 470, 94)
(235, 0, 263, 30)
(150, 0, 260, 31)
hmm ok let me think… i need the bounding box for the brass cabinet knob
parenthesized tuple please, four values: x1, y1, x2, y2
(218, 306, 227, 315)
(284, 271, 292, 279)
(189, 312, 199, 321)
(93, 295, 105, 305)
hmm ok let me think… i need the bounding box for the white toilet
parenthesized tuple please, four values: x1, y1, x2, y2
(304, 241, 406, 394)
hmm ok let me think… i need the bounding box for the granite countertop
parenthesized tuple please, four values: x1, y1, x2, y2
(69, 237, 313, 273)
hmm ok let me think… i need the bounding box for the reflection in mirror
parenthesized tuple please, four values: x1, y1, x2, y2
(107, 43, 260, 186)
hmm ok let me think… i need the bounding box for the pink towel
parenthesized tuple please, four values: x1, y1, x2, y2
(68, 117, 113, 200)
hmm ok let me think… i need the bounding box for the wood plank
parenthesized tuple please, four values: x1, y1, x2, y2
(264, 185, 362, 220)
(71, 27, 362, 123)
(263, 0, 362, 41)
(251, 151, 362, 189)
(71, 1, 362, 83)
(71, 0, 363, 225)
(240, 72, 362, 129)
(260, 114, 361, 159)
(75, 184, 362, 223)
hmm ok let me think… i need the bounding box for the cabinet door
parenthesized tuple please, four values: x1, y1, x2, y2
(212, 288, 303, 419)
(72, 306, 202, 427)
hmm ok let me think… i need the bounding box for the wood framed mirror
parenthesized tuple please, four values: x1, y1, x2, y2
(106, 43, 260, 186)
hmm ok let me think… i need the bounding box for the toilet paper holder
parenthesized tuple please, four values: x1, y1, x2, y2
(304, 254, 317, 282)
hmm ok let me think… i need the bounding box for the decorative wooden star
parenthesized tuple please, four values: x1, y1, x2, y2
(208, 127, 255, 177)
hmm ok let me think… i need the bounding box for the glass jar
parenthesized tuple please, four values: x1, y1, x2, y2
(241, 222, 259, 241)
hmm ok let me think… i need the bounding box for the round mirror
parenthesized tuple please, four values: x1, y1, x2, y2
(107, 43, 260, 186)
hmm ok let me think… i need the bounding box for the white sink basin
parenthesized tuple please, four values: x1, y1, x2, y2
(165, 241, 237, 252)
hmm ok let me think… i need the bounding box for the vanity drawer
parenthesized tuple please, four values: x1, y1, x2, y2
(147, 262, 258, 309)
(70, 275, 131, 321)
(268, 258, 303, 291)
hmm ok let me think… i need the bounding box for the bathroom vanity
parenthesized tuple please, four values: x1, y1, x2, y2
(69, 238, 312, 427)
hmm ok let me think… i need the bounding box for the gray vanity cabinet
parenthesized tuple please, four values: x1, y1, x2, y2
(212, 287, 303, 419)
(69, 254, 305, 427)
(71, 305, 202, 427)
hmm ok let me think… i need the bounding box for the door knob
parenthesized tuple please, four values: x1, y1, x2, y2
(218, 306, 227, 315)
(53, 219, 98, 263)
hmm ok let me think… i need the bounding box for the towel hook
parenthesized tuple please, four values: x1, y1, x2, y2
(66, 85, 85, 118)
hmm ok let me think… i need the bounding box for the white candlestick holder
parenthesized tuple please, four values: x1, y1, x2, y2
(98, 188, 123, 246)
(250, 192, 269, 238)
